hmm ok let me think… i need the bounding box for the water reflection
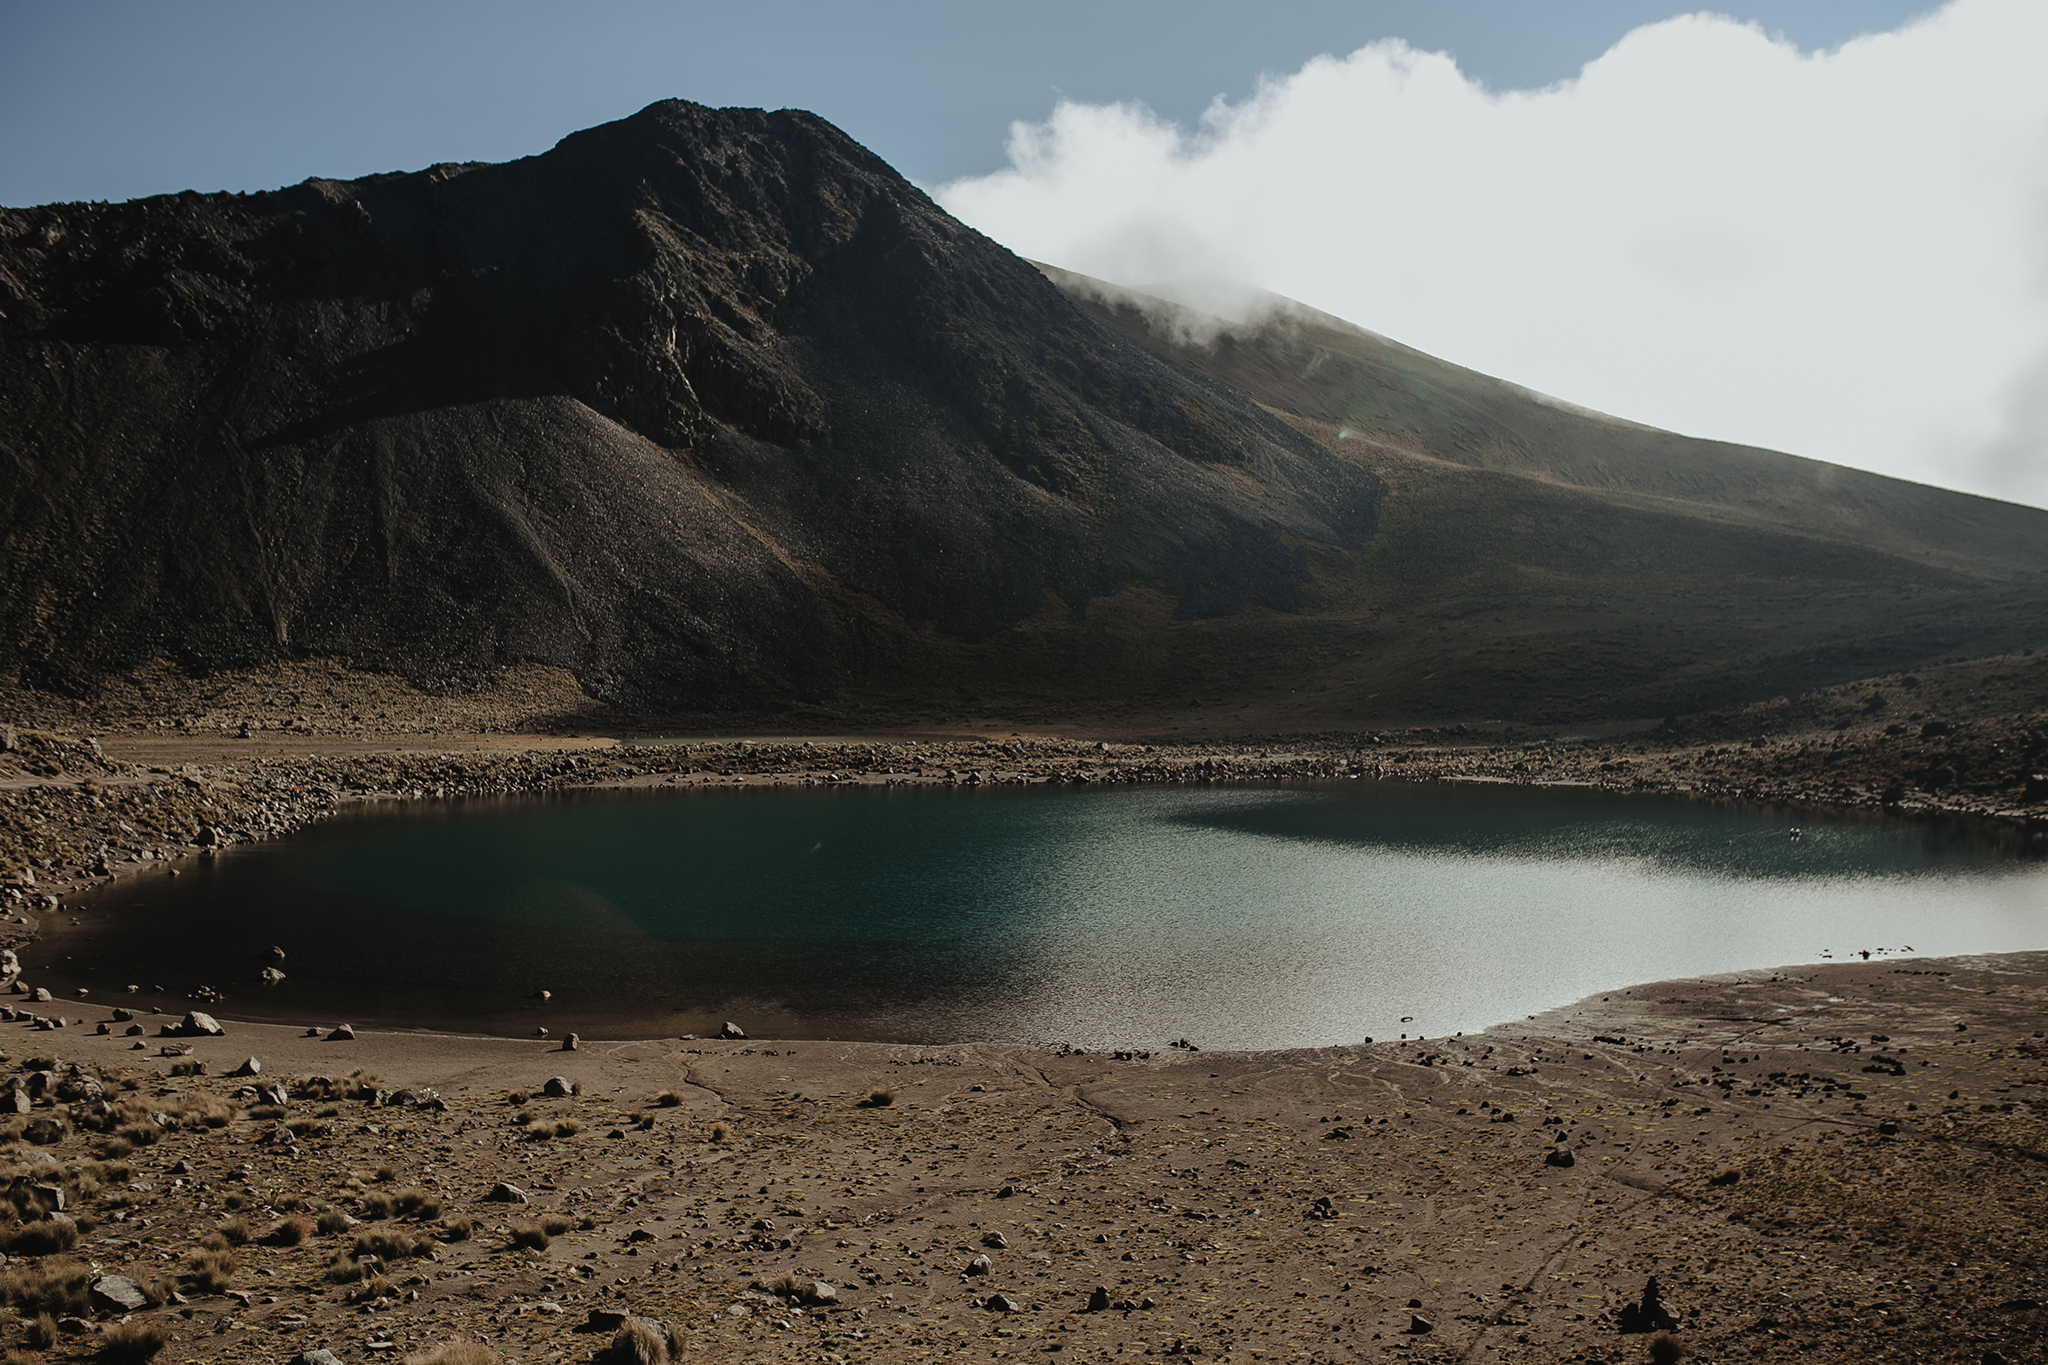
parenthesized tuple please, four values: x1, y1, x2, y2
(39, 782, 2048, 1049)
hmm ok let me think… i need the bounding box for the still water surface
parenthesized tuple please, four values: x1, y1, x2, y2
(43, 782, 2048, 1049)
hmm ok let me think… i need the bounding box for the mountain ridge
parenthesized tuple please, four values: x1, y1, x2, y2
(3, 99, 2043, 725)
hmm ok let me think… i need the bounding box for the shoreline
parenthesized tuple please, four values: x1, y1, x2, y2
(0, 950, 2035, 1363)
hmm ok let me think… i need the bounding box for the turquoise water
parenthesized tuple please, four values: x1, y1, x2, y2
(43, 782, 2048, 1048)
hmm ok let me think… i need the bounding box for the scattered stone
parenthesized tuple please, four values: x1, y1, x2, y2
(259, 966, 286, 985)
(965, 1254, 992, 1277)
(229, 1057, 262, 1077)
(485, 1182, 530, 1204)
(982, 1231, 1008, 1248)
(543, 1077, 574, 1098)
(562, 1032, 580, 1051)
(1407, 1314, 1435, 1334)
(984, 1294, 1022, 1313)
(327, 1024, 356, 1041)
(1545, 1147, 1576, 1168)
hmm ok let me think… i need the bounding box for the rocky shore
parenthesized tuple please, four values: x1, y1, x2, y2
(0, 953, 2035, 1364)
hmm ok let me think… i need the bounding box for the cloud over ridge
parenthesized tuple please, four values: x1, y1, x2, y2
(938, 0, 2048, 506)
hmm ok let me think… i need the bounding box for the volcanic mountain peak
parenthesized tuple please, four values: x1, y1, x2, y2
(2, 100, 2043, 725)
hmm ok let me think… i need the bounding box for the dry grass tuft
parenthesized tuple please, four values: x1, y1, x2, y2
(97, 1318, 172, 1363)
(214, 1215, 252, 1246)
(508, 1221, 551, 1251)
(0, 1258, 90, 1315)
(261, 1214, 313, 1247)
(0, 1219, 78, 1256)
(653, 1090, 685, 1107)
(178, 1247, 236, 1295)
(859, 1087, 895, 1108)
(602, 1318, 671, 1365)
(402, 1342, 500, 1365)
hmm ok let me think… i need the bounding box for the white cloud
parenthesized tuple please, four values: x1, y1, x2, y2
(937, 0, 2048, 506)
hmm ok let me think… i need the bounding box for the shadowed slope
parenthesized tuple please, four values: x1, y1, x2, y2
(0, 101, 1380, 709)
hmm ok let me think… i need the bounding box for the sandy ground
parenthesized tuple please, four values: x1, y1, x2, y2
(0, 953, 2037, 1364)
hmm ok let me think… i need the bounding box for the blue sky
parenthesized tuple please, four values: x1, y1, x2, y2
(0, 1, 1936, 204)
(4, 1, 2042, 507)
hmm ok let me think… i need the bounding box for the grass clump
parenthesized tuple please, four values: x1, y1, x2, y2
(394, 1187, 442, 1220)
(653, 1090, 685, 1108)
(0, 1218, 78, 1256)
(178, 1247, 236, 1295)
(97, 1318, 173, 1362)
(24, 1311, 56, 1350)
(0, 1257, 91, 1315)
(538, 1213, 575, 1237)
(352, 1228, 433, 1263)
(403, 1342, 500, 1365)
(859, 1087, 895, 1108)
(260, 1214, 313, 1247)
(214, 1215, 252, 1246)
(361, 1190, 397, 1219)
(508, 1221, 551, 1252)
(436, 1216, 475, 1242)
(603, 1318, 675, 1365)
(314, 1206, 352, 1236)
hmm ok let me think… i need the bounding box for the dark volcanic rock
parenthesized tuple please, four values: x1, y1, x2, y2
(0, 100, 1381, 708)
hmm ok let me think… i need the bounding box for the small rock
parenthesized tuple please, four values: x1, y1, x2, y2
(180, 1011, 224, 1036)
(1544, 1147, 1576, 1168)
(982, 1231, 1009, 1249)
(965, 1254, 992, 1277)
(562, 1033, 579, 1052)
(56, 1315, 93, 1335)
(90, 1273, 148, 1313)
(805, 1281, 838, 1306)
(1088, 1286, 1112, 1312)
(258, 967, 286, 985)
(327, 1023, 355, 1041)
(31, 988, 51, 1003)
(485, 1182, 529, 1204)
(984, 1293, 1022, 1313)
(294, 1351, 347, 1365)
(229, 1057, 262, 1077)
(720, 1021, 747, 1040)
(1407, 1314, 1434, 1334)
(542, 1077, 573, 1098)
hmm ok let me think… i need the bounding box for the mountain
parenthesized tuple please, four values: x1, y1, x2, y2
(0, 100, 1378, 712)
(2, 100, 2043, 726)
(1036, 269, 2048, 724)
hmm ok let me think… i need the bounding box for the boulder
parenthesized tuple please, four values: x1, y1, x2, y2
(804, 1281, 838, 1306)
(180, 1011, 224, 1036)
(30, 988, 51, 1003)
(965, 1254, 992, 1277)
(1088, 1285, 1112, 1312)
(562, 1033, 580, 1051)
(89, 1273, 149, 1313)
(719, 1021, 747, 1040)
(327, 1023, 356, 1041)
(230, 1057, 262, 1077)
(1544, 1147, 1576, 1168)
(542, 1077, 574, 1098)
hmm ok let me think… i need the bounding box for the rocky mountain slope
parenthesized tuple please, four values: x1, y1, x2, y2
(3, 99, 2043, 724)
(0, 100, 1378, 712)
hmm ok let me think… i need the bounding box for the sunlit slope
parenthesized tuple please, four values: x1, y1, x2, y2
(1025, 266, 2048, 725)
